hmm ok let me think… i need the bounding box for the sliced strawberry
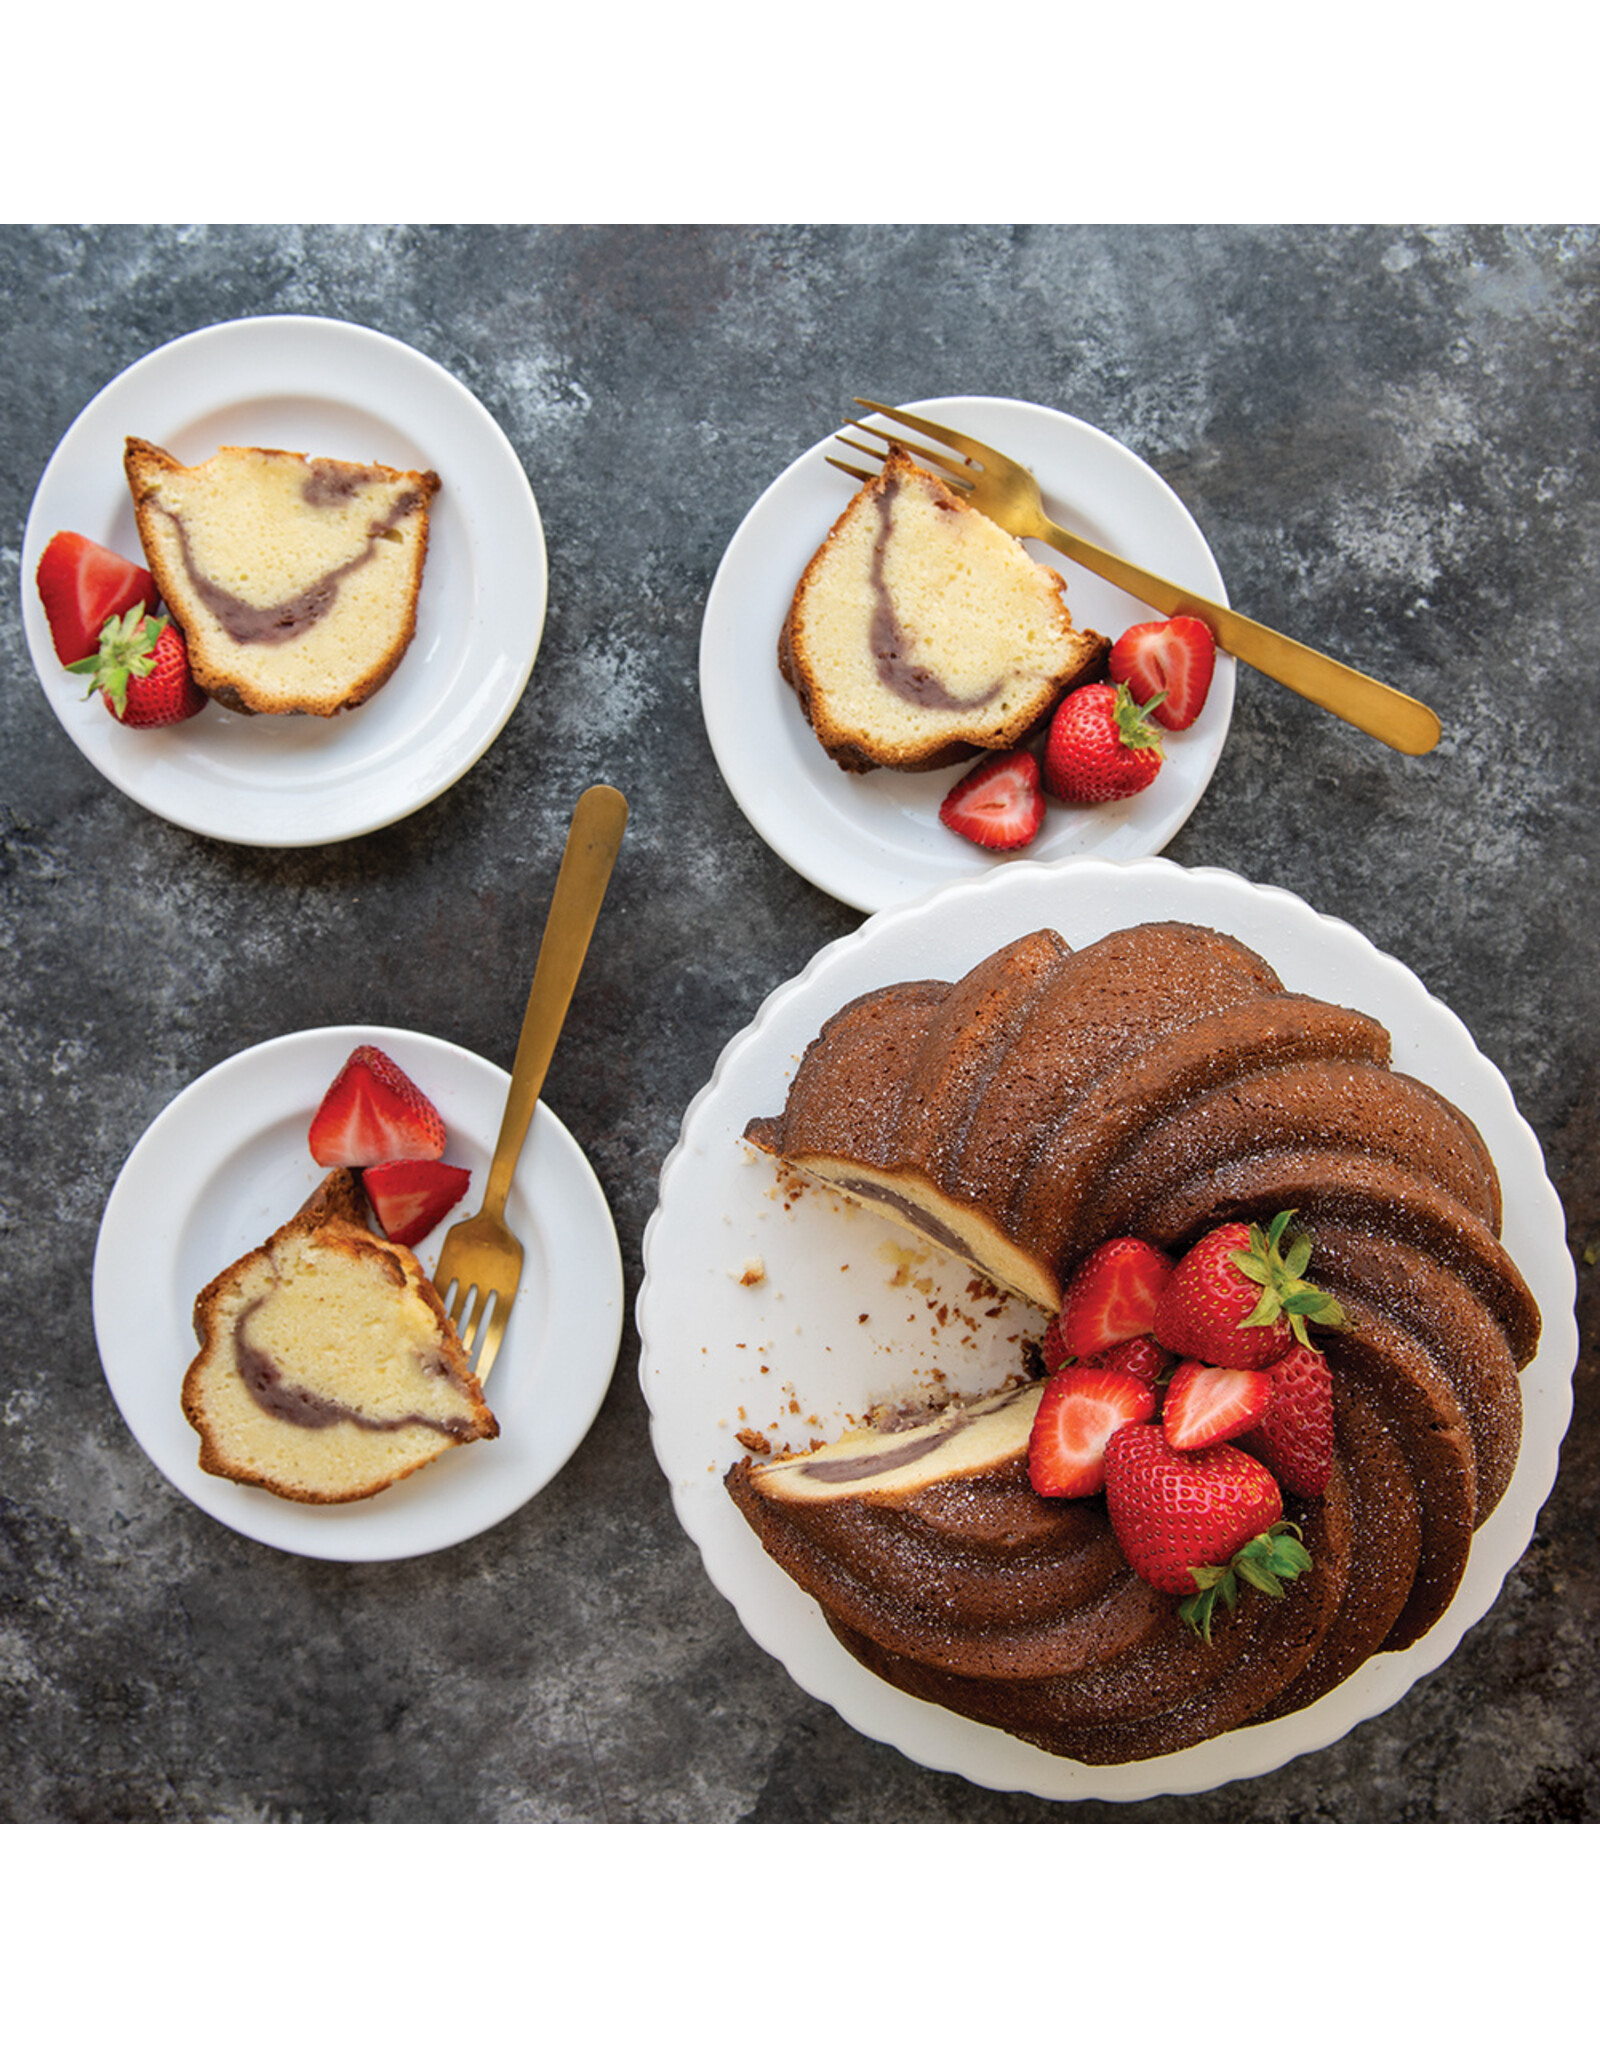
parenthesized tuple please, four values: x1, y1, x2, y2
(363, 1159, 471, 1246)
(308, 1045, 448, 1168)
(1027, 1367, 1156, 1498)
(1109, 616, 1217, 731)
(36, 532, 159, 665)
(1239, 1343, 1336, 1497)
(1162, 1359, 1273, 1452)
(1057, 1237, 1174, 1358)
(938, 749, 1046, 850)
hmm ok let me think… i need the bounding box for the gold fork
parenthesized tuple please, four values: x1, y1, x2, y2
(835, 398, 1442, 757)
(434, 783, 628, 1383)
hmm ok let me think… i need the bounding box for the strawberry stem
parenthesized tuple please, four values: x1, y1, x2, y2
(1230, 1208, 1345, 1342)
(1178, 1521, 1313, 1642)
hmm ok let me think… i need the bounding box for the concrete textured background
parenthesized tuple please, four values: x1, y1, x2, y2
(2, 223, 1594, 1823)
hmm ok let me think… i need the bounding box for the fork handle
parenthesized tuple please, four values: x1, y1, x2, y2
(1036, 518, 1441, 756)
(483, 784, 629, 1219)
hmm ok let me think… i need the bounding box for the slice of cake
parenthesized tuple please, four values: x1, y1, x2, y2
(779, 448, 1109, 772)
(124, 438, 440, 716)
(183, 1171, 496, 1503)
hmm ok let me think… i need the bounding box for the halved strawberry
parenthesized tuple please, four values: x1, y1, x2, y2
(1239, 1343, 1336, 1497)
(938, 749, 1046, 850)
(308, 1045, 448, 1168)
(1056, 1237, 1174, 1358)
(1162, 1359, 1273, 1452)
(1028, 1366, 1156, 1498)
(36, 532, 160, 665)
(363, 1159, 471, 1246)
(1109, 616, 1217, 731)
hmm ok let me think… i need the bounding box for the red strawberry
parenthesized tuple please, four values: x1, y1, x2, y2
(1043, 682, 1165, 803)
(1109, 615, 1217, 731)
(1056, 1237, 1173, 1358)
(69, 607, 205, 728)
(1239, 1343, 1336, 1497)
(309, 1045, 448, 1168)
(938, 749, 1046, 850)
(1103, 1423, 1312, 1639)
(1162, 1359, 1273, 1452)
(1027, 1367, 1156, 1498)
(1039, 1320, 1171, 1388)
(363, 1159, 472, 1247)
(1151, 1210, 1344, 1372)
(1089, 1335, 1173, 1389)
(36, 531, 159, 665)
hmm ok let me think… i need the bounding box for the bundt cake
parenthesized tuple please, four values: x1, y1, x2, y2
(779, 448, 1109, 772)
(124, 437, 439, 716)
(726, 920, 1538, 1765)
(184, 1170, 497, 1504)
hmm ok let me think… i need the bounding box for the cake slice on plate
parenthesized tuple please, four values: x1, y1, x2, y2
(125, 437, 440, 716)
(780, 448, 1108, 772)
(183, 1170, 495, 1503)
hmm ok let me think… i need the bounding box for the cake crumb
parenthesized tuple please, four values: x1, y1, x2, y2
(733, 1255, 767, 1286)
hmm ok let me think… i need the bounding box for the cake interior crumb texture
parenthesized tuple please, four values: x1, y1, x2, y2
(780, 451, 1107, 771)
(125, 438, 439, 716)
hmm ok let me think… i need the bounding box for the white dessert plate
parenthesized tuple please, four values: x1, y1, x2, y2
(93, 1027, 622, 1562)
(700, 397, 1236, 914)
(21, 315, 546, 847)
(638, 858, 1577, 1801)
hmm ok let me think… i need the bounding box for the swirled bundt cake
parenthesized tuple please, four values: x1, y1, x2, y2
(184, 1170, 496, 1504)
(125, 438, 439, 716)
(726, 921, 1538, 1765)
(779, 449, 1109, 772)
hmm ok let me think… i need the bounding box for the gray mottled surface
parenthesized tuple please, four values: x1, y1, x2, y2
(2, 224, 1594, 1824)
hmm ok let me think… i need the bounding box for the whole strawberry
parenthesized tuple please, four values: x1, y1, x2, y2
(1044, 681, 1165, 803)
(1151, 1210, 1344, 1372)
(1239, 1342, 1336, 1497)
(1103, 1423, 1312, 1639)
(69, 605, 205, 729)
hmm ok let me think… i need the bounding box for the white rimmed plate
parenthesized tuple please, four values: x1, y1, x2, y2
(638, 859, 1576, 1800)
(93, 1027, 622, 1562)
(21, 316, 546, 847)
(700, 398, 1235, 914)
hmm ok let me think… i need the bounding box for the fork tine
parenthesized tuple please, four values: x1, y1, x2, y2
(470, 1300, 510, 1386)
(826, 454, 877, 486)
(442, 1277, 483, 1353)
(849, 398, 991, 466)
(834, 426, 978, 491)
